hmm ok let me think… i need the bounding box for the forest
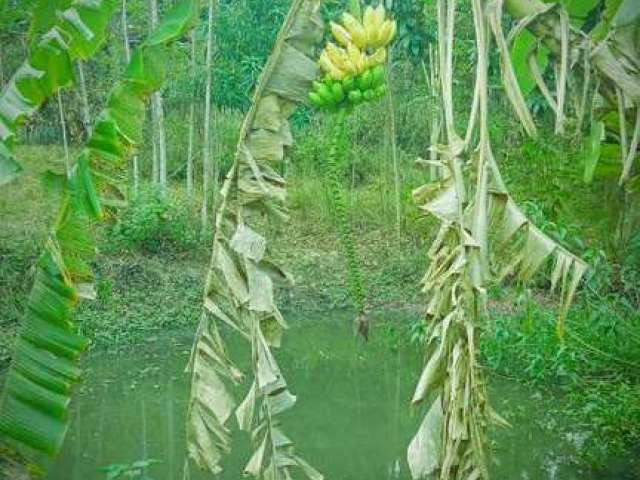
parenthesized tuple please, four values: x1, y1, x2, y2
(0, 0, 638, 479)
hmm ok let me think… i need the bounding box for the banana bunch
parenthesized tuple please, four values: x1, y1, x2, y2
(332, 4, 397, 52)
(309, 64, 386, 110)
(309, 2, 396, 111)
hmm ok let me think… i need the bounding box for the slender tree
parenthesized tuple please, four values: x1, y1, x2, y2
(187, 29, 196, 197)
(425, 44, 442, 180)
(56, 91, 71, 178)
(121, 0, 139, 193)
(386, 51, 401, 240)
(149, 0, 168, 189)
(76, 61, 92, 138)
(200, 0, 215, 231)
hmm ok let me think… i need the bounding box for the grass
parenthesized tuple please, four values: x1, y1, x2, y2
(0, 146, 66, 363)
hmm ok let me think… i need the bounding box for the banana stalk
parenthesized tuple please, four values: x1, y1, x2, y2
(326, 108, 369, 339)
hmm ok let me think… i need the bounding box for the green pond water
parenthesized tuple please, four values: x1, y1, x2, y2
(45, 313, 620, 480)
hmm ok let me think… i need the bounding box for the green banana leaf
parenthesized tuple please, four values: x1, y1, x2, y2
(511, 30, 550, 97)
(0, 0, 118, 187)
(0, 0, 201, 461)
(591, 0, 624, 40)
(583, 120, 605, 183)
(511, 0, 599, 98)
(557, 0, 601, 24)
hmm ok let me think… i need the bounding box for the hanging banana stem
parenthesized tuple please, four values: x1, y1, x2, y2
(309, 2, 397, 340)
(326, 108, 368, 338)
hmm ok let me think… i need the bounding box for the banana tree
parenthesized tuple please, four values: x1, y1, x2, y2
(184, 1, 326, 477)
(0, 0, 118, 186)
(505, 0, 639, 204)
(407, 0, 589, 478)
(0, 0, 201, 465)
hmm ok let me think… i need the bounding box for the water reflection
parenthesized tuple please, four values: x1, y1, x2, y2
(48, 313, 604, 480)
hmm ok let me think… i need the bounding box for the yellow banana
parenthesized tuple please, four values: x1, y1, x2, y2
(330, 21, 352, 48)
(374, 20, 396, 48)
(363, 6, 375, 31)
(363, 5, 386, 46)
(387, 21, 397, 45)
(341, 12, 367, 49)
(366, 48, 387, 69)
(326, 42, 356, 74)
(319, 50, 347, 80)
(373, 5, 386, 28)
(347, 42, 366, 74)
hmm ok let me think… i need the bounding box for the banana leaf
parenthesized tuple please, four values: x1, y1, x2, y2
(0, 0, 117, 187)
(0, 0, 201, 461)
(185, 1, 324, 478)
(510, 30, 549, 97)
(583, 120, 605, 184)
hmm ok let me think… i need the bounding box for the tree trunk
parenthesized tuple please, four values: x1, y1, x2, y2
(57, 91, 71, 178)
(149, 0, 168, 190)
(76, 61, 92, 139)
(122, 0, 139, 193)
(438, 0, 456, 141)
(386, 53, 401, 240)
(200, 0, 215, 232)
(187, 30, 196, 198)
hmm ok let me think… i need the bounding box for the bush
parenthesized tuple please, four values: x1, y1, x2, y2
(105, 185, 200, 254)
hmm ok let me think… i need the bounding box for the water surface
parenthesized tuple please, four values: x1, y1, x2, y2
(47, 312, 609, 480)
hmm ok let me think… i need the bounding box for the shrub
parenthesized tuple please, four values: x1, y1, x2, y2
(105, 184, 200, 254)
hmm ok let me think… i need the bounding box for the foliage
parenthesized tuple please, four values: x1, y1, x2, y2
(388, 0, 433, 62)
(0, 0, 638, 476)
(0, 0, 118, 186)
(0, 0, 201, 463)
(105, 185, 200, 254)
(480, 290, 640, 467)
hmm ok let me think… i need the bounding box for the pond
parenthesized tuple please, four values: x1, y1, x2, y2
(46, 312, 616, 480)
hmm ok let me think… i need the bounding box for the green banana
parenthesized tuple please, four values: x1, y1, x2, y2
(331, 82, 345, 103)
(316, 83, 335, 105)
(309, 91, 326, 108)
(342, 75, 356, 92)
(348, 89, 363, 104)
(357, 69, 373, 91)
(371, 65, 385, 88)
